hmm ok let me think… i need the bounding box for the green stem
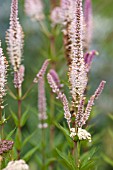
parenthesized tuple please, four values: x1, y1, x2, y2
(17, 88, 22, 160)
(77, 141, 81, 169)
(22, 82, 35, 100)
(41, 126, 46, 170)
(6, 85, 17, 100)
(39, 21, 51, 38)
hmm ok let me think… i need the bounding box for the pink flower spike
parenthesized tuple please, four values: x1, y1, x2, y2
(38, 77, 47, 121)
(84, 0, 93, 48)
(33, 59, 50, 83)
(51, 7, 63, 26)
(47, 72, 71, 127)
(6, 0, 24, 71)
(94, 81, 106, 99)
(68, 0, 88, 102)
(49, 69, 63, 89)
(0, 41, 8, 107)
(84, 50, 98, 72)
(80, 80, 106, 127)
(25, 0, 44, 21)
(14, 65, 25, 88)
(76, 96, 85, 127)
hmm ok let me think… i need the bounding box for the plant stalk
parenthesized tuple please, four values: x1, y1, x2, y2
(17, 87, 22, 159)
(77, 141, 81, 169)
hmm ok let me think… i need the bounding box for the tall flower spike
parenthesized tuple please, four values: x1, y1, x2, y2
(6, 0, 24, 72)
(0, 41, 8, 108)
(33, 59, 50, 83)
(68, 0, 87, 104)
(47, 72, 71, 128)
(38, 77, 48, 129)
(24, 0, 44, 21)
(61, 0, 76, 65)
(14, 65, 25, 88)
(76, 96, 85, 127)
(79, 81, 106, 127)
(84, 0, 93, 49)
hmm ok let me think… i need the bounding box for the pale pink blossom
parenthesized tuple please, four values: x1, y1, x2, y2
(25, 0, 44, 21)
(14, 65, 25, 88)
(0, 41, 8, 106)
(33, 59, 49, 83)
(6, 0, 24, 72)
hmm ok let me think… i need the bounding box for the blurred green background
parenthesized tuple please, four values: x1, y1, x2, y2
(0, 0, 113, 169)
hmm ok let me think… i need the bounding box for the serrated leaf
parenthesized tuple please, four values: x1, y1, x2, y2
(6, 128, 16, 140)
(22, 131, 37, 148)
(23, 146, 39, 162)
(56, 148, 74, 170)
(10, 109, 18, 126)
(102, 154, 113, 167)
(20, 108, 29, 127)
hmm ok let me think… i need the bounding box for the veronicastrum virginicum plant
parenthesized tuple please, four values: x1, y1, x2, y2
(47, 0, 106, 169)
(0, 0, 107, 169)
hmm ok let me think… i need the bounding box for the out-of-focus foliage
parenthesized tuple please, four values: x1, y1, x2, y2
(0, 0, 113, 170)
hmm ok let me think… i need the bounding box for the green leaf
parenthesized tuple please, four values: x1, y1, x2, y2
(102, 154, 113, 167)
(23, 146, 39, 162)
(6, 128, 16, 140)
(35, 156, 42, 166)
(54, 123, 73, 146)
(54, 123, 69, 136)
(108, 114, 113, 121)
(45, 158, 56, 166)
(81, 147, 97, 168)
(80, 160, 95, 170)
(56, 148, 74, 170)
(10, 109, 18, 126)
(22, 131, 37, 148)
(20, 108, 29, 127)
(68, 152, 77, 170)
(15, 129, 22, 150)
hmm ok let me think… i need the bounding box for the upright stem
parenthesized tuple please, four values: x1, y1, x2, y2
(17, 87, 22, 159)
(50, 93, 55, 150)
(77, 141, 81, 169)
(41, 127, 46, 170)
